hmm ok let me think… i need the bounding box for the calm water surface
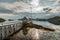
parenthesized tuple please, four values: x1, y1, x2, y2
(32, 21, 60, 30)
(0, 20, 60, 30)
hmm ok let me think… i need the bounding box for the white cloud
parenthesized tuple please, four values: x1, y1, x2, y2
(30, 0, 39, 7)
(53, 0, 60, 6)
(42, 6, 60, 13)
(0, 13, 18, 19)
(0, 2, 30, 12)
(50, 7, 60, 13)
(0, 0, 60, 13)
(0, 13, 18, 17)
(0, 1, 44, 13)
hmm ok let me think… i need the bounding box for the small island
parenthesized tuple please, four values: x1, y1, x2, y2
(48, 16, 60, 25)
(0, 18, 6, 23)
(17, 16, 60, 25)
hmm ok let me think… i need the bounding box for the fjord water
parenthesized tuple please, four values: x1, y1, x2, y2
(17, 12, 60, 30)
(1, 20, 60, 30)
(32, 21, 60, 30)
(0, 13, 60, 30)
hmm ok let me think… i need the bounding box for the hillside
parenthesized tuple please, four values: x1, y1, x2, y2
(48, 16, 60, 25)
(0, 18, 6, 23)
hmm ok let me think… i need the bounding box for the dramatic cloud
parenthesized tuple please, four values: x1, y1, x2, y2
(0, 8, 13, 13)
(0, 0, 60, 13)
(0, 13, 17, 16)
(42, 6, 60, 13)
(0, 13, 19, 19)
(53, 0, 60, 6)
(0, 0, 31, 3)
(0, 0, 60, 20)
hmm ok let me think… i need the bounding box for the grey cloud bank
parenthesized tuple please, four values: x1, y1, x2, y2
(0, 0, 60, 13)
(0, 0, 60, 19)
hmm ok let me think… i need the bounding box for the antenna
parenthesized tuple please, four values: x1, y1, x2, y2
(30, 4, 32, 19)
(30, 2, 32, 20)
(27, 0, 32, 19)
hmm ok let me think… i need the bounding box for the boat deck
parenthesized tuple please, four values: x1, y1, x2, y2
(4, 22, 56, 40)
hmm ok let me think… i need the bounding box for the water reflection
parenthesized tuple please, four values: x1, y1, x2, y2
(0, 20, 60, 30)
(32, 21, 60, 30)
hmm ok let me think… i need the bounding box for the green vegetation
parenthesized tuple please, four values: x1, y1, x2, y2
(0, 18, 6, 23)
(32, 18, 47, 21)
(48, 16, 60, 25)
(8, 19, 14, 21)
(18, 19, 23, 20)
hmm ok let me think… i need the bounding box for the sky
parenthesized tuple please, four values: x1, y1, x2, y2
(0, 0, 60, 19)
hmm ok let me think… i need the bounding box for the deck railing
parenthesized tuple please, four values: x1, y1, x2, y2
(0, 22, 22, 40)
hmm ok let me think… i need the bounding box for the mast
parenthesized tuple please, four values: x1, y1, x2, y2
(30, 0, 39, 19)
(30, 1, 32, 19)
(27, 0, 32, 19)
(30, 4, 32, 19)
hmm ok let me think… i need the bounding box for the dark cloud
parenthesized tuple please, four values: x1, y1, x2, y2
(0, 8, 13, 13)
(39, 0, 55, 6)
(0, 0, 20, 3)
(0, 0, 31, 3)
(43, 8, 52, 12)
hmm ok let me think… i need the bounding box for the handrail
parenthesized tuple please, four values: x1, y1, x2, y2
(0, 22, 22, 40)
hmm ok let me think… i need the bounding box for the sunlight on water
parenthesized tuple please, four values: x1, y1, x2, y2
(32, 21, 60, 30)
